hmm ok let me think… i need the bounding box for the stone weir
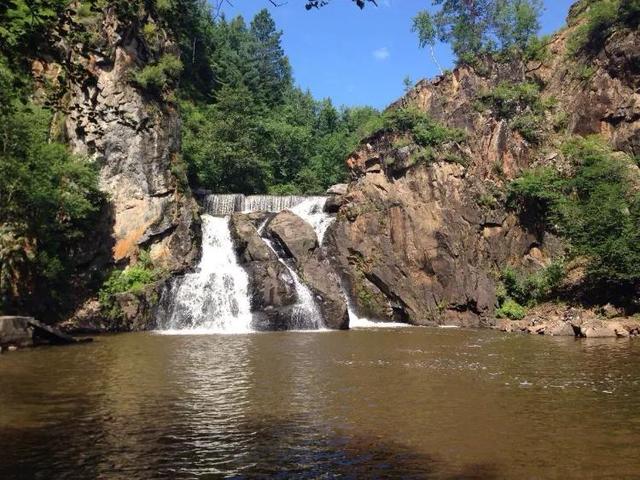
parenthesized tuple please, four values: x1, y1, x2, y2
(200, 193, 327, 216)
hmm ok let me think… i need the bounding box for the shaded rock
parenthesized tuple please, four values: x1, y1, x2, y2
(111, 282, 165, 332)
(0, 316, 89, 349)
(229, 213, 297, 312)
(324, 195, 343, 214)
(0, 317, 35, 348)
(266, 210, 318, 263)
(245, 261, 297, 310)
(59, 299, 110, 334)
(251, 306, 298, 331)
(301, 252, 349, 330)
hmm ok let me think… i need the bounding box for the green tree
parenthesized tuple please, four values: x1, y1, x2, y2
(0, 95, 103, 315)
(493, 0, 543, 50)
(413, 0, 543, 63)
(412, 11, 444, 74)
(508, 137, 640, 305)
(250, 9, 292, 107)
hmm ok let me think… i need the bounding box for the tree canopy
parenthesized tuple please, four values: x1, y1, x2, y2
(412, 0, 543, 63)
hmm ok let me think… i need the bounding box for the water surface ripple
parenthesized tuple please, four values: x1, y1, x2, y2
(1, 328, 639, 479)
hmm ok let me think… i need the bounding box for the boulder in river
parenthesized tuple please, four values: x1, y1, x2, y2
(265, 210, 348, 329)
(266, 211, 318, 263)
(0, 316, 90, 350)
(229, 213, 298, 313)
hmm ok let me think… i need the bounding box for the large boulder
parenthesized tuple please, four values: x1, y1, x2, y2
(266, 211, 318, 263)
(1, 316, 87, 349)
(266, 211, 349, 329)
(229, 213, 276, 263)
(301, 253, 349, 330)
(229, 213, 297, 312)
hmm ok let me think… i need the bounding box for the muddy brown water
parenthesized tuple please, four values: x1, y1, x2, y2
(1, 327, 639, 479)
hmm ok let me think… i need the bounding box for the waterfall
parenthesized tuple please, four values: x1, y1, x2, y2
(203, 194, 244, 216)
(261, 237, 325, 330)
(243, 195, 308, 213)
(158, 215, 253, 334)
(290, 197, 333, 244)
(288, 197, 406, 328)
(203, 193, 328, 217)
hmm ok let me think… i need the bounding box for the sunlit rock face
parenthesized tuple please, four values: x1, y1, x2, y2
(62, 9, 199, 272)
(327, 23, 639, 327)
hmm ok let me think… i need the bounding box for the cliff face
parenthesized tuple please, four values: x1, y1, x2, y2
(56, 9, 199, 272)
(27, 6, 200, 328)
(327, 16, 639, 326)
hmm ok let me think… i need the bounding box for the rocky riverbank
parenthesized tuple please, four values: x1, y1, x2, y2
(495, 304, 640, 338)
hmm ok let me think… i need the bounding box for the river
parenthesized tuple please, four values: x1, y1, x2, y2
(1, 327, 639, 479)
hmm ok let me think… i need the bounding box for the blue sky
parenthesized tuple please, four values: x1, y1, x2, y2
(221, 0, 576, 109)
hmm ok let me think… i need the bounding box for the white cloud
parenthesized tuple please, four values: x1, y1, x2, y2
(373, 47, 390, 61)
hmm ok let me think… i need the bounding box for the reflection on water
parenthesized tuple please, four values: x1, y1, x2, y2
(1, 329, 640, 479)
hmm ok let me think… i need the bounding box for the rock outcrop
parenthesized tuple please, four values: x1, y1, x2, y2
(265, 211, 349, 330)
(29, 6, 202, 330)
(58, 9, 200, 273)
(325, 14, 639, 327)
(0, 316, 90, 350)
(228, 213, 298, 321)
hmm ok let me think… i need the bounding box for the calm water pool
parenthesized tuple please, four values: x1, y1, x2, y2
(1, 327, 639, 479)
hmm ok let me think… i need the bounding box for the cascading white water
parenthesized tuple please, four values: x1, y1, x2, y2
(291, 197, 407, 329)
(243, 195, 308, 213)
(290, 197, 333, 244)
(203, 194, 244, 216)
(159, 215, 253, 333)
(261, 237, 324, 330)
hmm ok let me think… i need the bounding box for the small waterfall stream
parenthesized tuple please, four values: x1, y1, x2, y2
(262, 237, 325, 330)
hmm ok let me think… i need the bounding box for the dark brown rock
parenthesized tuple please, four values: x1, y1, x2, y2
(301, 253, 349, 330)
(229, 213, 297, 312)
(1, 316, 88, 348)
(266, 210, 318, 263)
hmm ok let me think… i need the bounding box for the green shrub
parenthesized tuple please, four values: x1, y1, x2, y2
(0, 92, 104, 316)
(511, 112, 544, 143)
(133, 54, 183, 92)
(496, 298, 527, 320)
(619, 0, 640, 27)
(381, 106, 465, 148)
(142, 22, 160, 48)
(523, 34, 552, 62)
(477, 81, 550, 143)
(507, 166, 565, 225)
(567, 0, 637, 56)
(478, 82, 542, 119)
(508, 136, 640, 302)
(501, 262, 564, 307)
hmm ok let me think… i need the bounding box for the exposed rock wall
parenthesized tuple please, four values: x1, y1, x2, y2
(59, 9, 199, 272)
(327, 17, 639, 327)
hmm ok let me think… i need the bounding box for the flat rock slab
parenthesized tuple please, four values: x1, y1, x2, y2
(0, 316, 91, 350)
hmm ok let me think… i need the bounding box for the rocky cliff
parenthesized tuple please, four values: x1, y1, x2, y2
(326, 9, 639, 327)
(32, 5, 200, 327)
